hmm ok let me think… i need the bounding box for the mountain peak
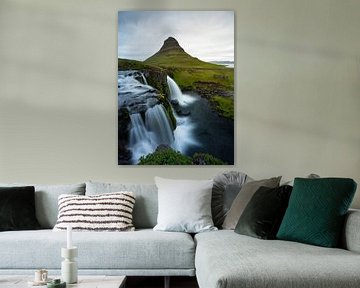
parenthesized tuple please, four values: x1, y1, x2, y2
(145, 37, 217, 68)
(158, 37, 184, 53)
(163, 37, 180, 46)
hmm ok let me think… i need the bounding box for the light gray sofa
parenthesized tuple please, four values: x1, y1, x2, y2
(0, 181, 360, 288)
(0, 181, 195, 279)
(195, 211, 360, 288)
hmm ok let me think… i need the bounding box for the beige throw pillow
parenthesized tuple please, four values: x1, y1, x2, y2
(222, 176, 281, 230)
(53, 192, 136, 231)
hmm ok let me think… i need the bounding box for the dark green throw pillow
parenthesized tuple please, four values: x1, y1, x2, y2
(234, 185, 292, 239)
(277, 178, 357, 247)
(0, 186, 41, 231)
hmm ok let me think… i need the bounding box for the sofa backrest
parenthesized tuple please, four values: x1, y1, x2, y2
(86, 181, 158, 229)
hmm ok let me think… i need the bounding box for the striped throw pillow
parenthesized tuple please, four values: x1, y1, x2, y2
(53, 192, 136, 231)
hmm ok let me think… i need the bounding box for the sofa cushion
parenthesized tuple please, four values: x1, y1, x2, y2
(153, 177, 216, 233)
(342, 209, 360, 253)
(277, 178, 357, 247)
(53, 192, 136, 232)
(0, 229, 195, 272)
(195, 230, 360, 288)
(0, 183, 86, 229)
(234, 185, 292, 239)
(222, 176, 281, 229)
(86, 181, 157, 229)
(212, 171, 249, 228)
(0, 186, 40, 231)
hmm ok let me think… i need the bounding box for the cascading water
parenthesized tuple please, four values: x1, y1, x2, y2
(128, 113, 153, 161)
(167, 76, 182, 101)
(166, 76, 199, 153)
(145, 104, 174, 146)
(119, 70, 198, 164)
(167, 76, 197, 106)
(118, 71, 157, 112)
(140, 73, 148, 85)
(129, 104, 174, 163)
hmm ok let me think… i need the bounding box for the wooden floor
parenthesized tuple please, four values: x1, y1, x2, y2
(126, 276, 199, 288)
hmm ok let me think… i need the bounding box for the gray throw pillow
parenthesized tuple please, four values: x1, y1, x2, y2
(212, 171, 250, 228)
(153, 177, 217, 233)
(222, 176, 281, 230)
(0, 183, 85, 228)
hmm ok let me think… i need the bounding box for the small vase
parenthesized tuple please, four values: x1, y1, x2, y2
(61, 247, 78, 284)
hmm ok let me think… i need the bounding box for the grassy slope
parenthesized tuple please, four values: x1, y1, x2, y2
(118, 58, 163, 72)
(210, 96, 234, 120)
(145, 50, 234, 120)
(145, 50, 220, 69)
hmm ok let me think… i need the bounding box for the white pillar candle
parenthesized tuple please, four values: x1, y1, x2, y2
(67, 225, 72, 249)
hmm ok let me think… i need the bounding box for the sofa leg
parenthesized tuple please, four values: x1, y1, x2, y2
(164, 276, 170, 288)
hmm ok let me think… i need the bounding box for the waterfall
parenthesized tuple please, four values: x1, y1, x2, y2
(129, 114, 149, 147)
(118, 70, 158, 113)
(119, 71, 148, 85)
(145, 105, 174, 146)
(167, 76, 183, 101)
(140, 73, 148, 85)
(129, 104, 174, 163)
(119, 70, 199, 164)
(167, 76, 197, 106)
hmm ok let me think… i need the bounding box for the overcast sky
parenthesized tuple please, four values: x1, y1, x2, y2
(118, 11, 234, 62)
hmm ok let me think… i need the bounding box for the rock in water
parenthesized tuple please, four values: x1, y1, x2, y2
(171, 99, 179, 106)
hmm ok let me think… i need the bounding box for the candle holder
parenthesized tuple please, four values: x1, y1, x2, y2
(61, 247, 78, 284)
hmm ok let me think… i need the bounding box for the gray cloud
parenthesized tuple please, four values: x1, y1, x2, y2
(118, 11, 234, 62)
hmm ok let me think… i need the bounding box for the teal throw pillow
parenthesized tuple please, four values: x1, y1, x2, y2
(277, 177, 357, 247)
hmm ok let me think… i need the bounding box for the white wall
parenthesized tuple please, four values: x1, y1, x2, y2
(0, 0, 359, 207)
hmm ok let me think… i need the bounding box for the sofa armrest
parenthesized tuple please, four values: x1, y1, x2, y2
(342, 209, 360, 253)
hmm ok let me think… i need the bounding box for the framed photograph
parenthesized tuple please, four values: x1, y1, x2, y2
(118, 11, 234, 165)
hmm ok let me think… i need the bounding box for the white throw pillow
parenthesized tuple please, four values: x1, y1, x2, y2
(53, 192, 135, 232)
(153, 177, 217, 233)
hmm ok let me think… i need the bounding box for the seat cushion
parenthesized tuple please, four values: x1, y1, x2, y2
(0, 229, 195, 271)
(195, 230, 360, 288)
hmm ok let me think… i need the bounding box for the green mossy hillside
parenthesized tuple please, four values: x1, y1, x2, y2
(139, 147, 192, 165)
(145, 50, 221, 69)
(210, 96, 234, 119)
(170, 67, 233, 92)
(138, 146, 226, 165)
(118, 58, 163, 72)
